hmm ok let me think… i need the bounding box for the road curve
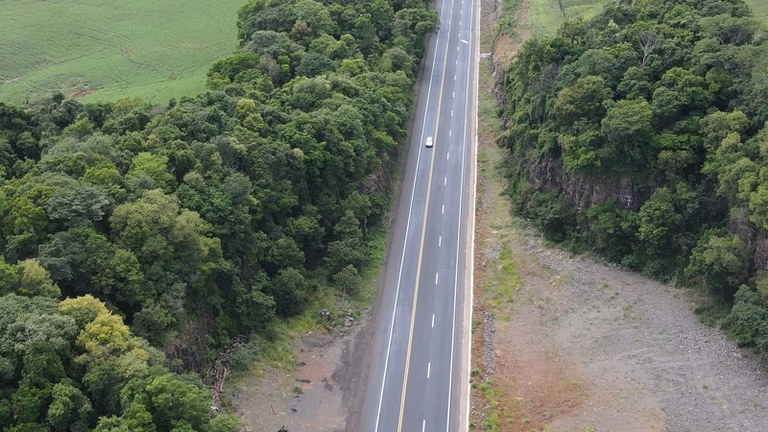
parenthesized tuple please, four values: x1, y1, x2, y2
(358, 0, 478, 430)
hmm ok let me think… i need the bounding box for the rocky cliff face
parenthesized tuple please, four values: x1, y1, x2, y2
(528, 157, 651, 211)
(729, 207, 768, 273)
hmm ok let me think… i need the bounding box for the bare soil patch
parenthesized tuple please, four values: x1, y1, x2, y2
(487, 232, 768, 431)
(232, 321, 365, 432)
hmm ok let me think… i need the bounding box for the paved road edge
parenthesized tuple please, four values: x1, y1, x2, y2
(459, 0, 480, 430)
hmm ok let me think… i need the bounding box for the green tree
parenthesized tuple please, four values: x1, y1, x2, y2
(207, 53, 261, 88)
(392, 8, 438, 56)
(0, 256, 19, 294)
(333, 264, 361, 297)
(125, 152, 174, 194)
(129, 373, 210, 431)
(296, 52, 336, 77)
(555, 75, 612, 127)
(685, 229, 748, 298)
(46, 381, 93, 432)
(17, 259, 60, 298)
(45, 182, 112, 229)
(634, 185, 695, 257)
(268, 267, 311, 316)
(600, 98, 654, 171)
(39, 227, 145, 310)
(292, 0, 337, 37)
(110, 190, 224, 328)
(727, 284, 768, 349)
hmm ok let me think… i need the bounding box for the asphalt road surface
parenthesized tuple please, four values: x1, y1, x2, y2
(358, 0, 478, 430)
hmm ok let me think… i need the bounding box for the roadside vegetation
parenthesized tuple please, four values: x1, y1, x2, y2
(498, 0, 768, 358)
(470, 0, 528, 429)
(0, 0, 438, 430)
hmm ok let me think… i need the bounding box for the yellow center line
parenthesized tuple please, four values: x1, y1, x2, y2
(396, 1, 455, 430)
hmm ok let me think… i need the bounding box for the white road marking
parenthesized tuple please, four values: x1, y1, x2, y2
(449, 130, 452, 137)
(447, 152, 450, 160)
(447, 0, 476, 429)
(373, 0, 449, 429)
(451, 109, 454, 116)
(444, 177, 447, 186)
(452, 91, 455, 98)
(454, 74, 457, 81)
(435, 272, 439, 285)
(439, 236, 442, 247)
(432, 314, 435, 327)
(442, 204, 445, 214)
(427, 362, 431, 379)
(456, 59, 458, 65)
(422, 420, 426, 432)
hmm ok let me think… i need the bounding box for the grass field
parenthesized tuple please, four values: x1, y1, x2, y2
(744, 0, 768, 83)
(0, 0, 243, 105)
(530, 0, 607, 37)
(745, 0, 768, 21)
(532, 0, 768, 38)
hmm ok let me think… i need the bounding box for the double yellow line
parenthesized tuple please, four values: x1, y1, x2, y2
(396, 1, 456, 430)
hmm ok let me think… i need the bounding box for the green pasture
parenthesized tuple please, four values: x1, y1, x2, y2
(745, 0, 768, 82)
(0, 0, 243, 105)
(745, 0, 768, 21)
(530, 0, 607, 37)
(531, 0, 768, 39)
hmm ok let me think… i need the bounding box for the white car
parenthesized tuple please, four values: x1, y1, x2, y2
(425, 136, 433, 147)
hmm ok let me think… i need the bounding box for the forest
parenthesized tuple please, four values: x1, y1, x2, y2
(498, 0, 768, 354)
(0, 0, 438, 430)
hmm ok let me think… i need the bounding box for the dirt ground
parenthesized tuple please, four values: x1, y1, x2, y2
(473, 219, 768, 431)
(231, 1, 768, 431)
(232, 321, 366, 432)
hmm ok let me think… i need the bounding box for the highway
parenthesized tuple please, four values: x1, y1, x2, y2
(358, 0, 478, 430)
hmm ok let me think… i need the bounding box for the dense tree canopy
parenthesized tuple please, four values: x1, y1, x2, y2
(0, 0, 438, 429)
(498, 0, 768, 354)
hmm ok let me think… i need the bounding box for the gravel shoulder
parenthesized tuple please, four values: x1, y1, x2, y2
(487, 238, 768, 431)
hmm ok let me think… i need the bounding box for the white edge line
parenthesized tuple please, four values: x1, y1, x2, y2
(448, 0, 476, 429)
(427, 362, 431, 379)
(463, 0, 479, 430)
